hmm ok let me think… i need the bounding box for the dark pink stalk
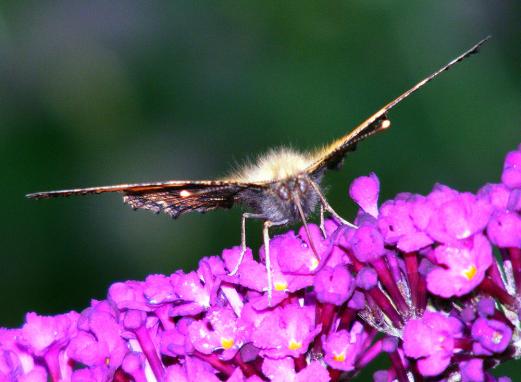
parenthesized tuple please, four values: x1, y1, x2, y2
(389, 350, 408, 382)
(233, 351, 259, 378)
(328, 368, 342, 381)
(453, 337, 473, 351)
(43, 345, 61, 382)
(338, 307, 357, 330)
(367, 287, 402, 328)
(415, 276, 427, 314)
(508, 247, 521, 292)
(343, 246, 402, 326)
(371, 257, 408, 315)
(362, 327, 377, 351)
(386, 252, 403, 285)
(490, 310, 516, 330)
(479, 277, 515, 306)
(154, 305, 176, 331)
(127, 367, 147, 382)
(114, 369, 132, 382)
(385, 368, 398, 382)
(134, 325, 165, 381)
(317, 303, 336, 334)
(487, 260, 507, 291)
(194, 351, 235, 377)
(294, 354, 307, 372)
(356, 339, 383, 368)
(404, 252, 419, 306)
(403, 252, 427, 315)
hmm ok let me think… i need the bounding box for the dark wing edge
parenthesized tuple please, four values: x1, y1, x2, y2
(27, 180, 267, 219)
(306, 36, 490, 175)
(26, 180, 229, 199)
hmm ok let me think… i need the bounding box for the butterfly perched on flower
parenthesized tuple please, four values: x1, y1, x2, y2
(27, 37, 489, 302)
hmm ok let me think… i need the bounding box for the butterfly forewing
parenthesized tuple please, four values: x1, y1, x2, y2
(27, 180, 266, 219)
(306, 36, 490, 176)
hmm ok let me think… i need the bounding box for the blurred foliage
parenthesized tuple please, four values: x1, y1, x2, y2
(1, 0, 520, 376)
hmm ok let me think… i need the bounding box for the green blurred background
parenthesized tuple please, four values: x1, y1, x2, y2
(1, 0, 520, 376)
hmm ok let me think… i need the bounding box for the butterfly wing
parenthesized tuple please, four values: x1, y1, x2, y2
(122, 181, 254, 218)
(306, 36, 490, 176)
(27, 180, 265, 219)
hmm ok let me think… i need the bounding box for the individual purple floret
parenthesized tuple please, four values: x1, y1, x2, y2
(19, 311, 79, 381)
(2, 143, 521, 381)
(487, 210, 521, 248)
(501, 147, 521, 188)
(322, 322, 369, 371)
(425, 188, 493, 244)
(252, 304, 321, 359)
(459, 358, 484, 382)
(347, 222, 386, 263)
(314, 265, 355, 305)
(349, 172, 380, 217)
(403, 311, 463, 377)
(471, 317, 512, 355)
(188, 306, 249, 360)
(375, 193, 434, 253)
(426, 233, 493, 297)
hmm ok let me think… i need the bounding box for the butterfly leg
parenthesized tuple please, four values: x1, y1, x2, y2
(263, 219, 288, 306)
(229, 212, 265, 276)
(319, 204, 327, 238)
(309, 180, 357, 229)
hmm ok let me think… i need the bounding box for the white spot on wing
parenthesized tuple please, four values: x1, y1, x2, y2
(381, 119, 391, 129)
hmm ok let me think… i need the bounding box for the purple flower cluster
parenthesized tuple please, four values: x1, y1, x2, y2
(2, 144, 521, 382)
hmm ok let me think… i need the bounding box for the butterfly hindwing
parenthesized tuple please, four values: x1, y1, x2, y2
(311, 114, 390, 174)
(27, 180, 266, 219)
(122, 181, 248, 218)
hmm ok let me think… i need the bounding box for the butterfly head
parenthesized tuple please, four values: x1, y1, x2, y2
(248, 174, 318, 224)
(274, 176, 309, 202)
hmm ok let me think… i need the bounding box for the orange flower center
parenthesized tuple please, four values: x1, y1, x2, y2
(462, 265, 477, 280)
(288, 339, 302, 350)
(220, 337, 234, 350)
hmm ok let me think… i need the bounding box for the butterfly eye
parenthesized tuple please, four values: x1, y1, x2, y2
(298, 178, 308, 194)
(277, 185, 290, 200)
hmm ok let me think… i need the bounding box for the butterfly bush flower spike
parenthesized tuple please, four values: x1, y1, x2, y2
(3, 143, 521, 381)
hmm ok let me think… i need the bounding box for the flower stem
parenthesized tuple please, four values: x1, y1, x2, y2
(371, 257, 408, 316)
(487, 260, 507, 291)
(194, 351, 235, 377)
(356, 339, 382, 368)
(479, 277, 515, 306)
(389, 350, 408, 382)
(43, 345, 61, 382)
(508, 247, 521, 292)
(134, 325, 165, 381)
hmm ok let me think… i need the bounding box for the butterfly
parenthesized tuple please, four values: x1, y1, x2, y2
(27, 37, 489, 303)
